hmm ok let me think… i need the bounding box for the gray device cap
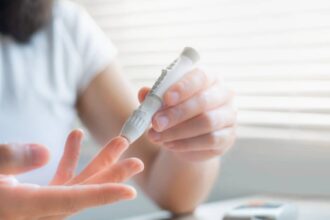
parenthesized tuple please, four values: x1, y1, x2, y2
(181, 47, 200, 64)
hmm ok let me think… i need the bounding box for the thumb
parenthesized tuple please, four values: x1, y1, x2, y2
(0, 144, 50, 175)
(138, 87, 151, 103)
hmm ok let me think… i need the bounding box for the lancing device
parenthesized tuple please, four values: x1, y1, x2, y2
(120, 47, 200, 143)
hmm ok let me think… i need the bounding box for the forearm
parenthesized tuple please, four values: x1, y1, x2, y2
(144, 148, 220, 214)
(77, 66, 233, 214)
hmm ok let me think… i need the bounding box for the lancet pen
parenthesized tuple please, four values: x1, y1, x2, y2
(120, 47, 200, 143)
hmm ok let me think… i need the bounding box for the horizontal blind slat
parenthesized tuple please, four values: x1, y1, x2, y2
(117, 48, 330, 66)
(236, 97, 330, 113)
(123, 65, 330, 81)
(74, 0, 330, 142)
(237, 126, 330, 142)
(238, 111, 330, 129)
(84, 0, 330, 17)
(231, 81, 330, 96)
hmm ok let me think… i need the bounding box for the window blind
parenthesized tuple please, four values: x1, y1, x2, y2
(76, 0, 330, 142)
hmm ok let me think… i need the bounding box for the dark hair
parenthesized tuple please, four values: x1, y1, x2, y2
(0, 0, 54, 43)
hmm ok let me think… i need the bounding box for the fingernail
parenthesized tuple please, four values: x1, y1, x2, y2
(155, 115, 169, 131)
(168, 91, 180, 105)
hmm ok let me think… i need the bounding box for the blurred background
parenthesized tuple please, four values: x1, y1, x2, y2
(71, 0, 330, 219)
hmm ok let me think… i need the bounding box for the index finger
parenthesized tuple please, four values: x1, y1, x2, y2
(163, 68, 216, 107)
(68, 136, 129, 184)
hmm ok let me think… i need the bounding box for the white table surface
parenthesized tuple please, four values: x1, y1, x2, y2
(123, 195, 330, 220)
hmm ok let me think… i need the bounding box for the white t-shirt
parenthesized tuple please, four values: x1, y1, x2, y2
(0, 0, 117, 185)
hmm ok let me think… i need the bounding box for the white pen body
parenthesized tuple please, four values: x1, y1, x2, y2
(152, 56, 194, 97)
(120, 95, 162, 143)
(121, 48, 199, 143)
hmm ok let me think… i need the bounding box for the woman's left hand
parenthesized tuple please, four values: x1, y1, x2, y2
(0, 130, 144, 220)
(138, 68, 237, 162)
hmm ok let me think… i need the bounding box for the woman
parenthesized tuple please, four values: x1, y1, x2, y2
(0, 0, 236, 219)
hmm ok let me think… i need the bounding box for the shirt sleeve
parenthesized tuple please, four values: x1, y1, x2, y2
(59, 1, 118, 94)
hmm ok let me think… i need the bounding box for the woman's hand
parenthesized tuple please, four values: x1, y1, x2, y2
(139, 68, 236, 162)
(0, 130, 144, 220)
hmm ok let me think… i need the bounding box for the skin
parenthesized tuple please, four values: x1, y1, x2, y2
(0, 61, 236, 219)
(77, 61, 236, 213)
(0, 130, 144, 220)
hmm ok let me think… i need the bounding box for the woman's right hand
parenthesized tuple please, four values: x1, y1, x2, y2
(0, 130, 144, 220)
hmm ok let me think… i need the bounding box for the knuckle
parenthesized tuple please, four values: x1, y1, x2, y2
(218, 111, 226, 128)
(222, 129, 236, 149)
(208, 148, 223, 157)
(207, 133, 219, 146)
(178, 78, 190, 93)
(168, 141, 185, 151)
(168, 105, 184, 121)
(112, 170, 126, 183)
(98, 186, 109, 205)
(186, 68, 211, 92)
(99, 157, 111, 168)
(100, 147, 120, 167)
(196, 68, 208, 81)
(189, 69, 206, 86)
(197, 92, 209, 109)
(201, 113, 215, 130)
(160, 131, 176, 144)
(55, 170, 71, 182)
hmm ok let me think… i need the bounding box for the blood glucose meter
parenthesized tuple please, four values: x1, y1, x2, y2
(223, 201, 298, 220)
